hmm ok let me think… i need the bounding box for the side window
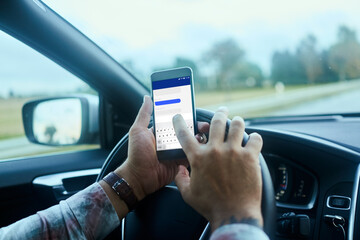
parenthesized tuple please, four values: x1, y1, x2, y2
(0, 31, 99, 161)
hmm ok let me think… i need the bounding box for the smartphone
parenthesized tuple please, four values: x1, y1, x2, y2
(151, 67, 197, 160)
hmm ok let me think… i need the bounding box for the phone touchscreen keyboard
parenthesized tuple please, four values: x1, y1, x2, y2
(156, 124, 193, 150)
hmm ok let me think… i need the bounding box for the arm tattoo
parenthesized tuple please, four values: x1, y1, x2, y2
(219, 216, 262, 229)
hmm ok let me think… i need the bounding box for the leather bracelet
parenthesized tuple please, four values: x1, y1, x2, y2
(103, 172, 138, 211)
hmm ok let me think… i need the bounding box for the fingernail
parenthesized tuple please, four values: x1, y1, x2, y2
(173, 114, 181, 120)
(232, 116, 243, 121)
(217, 107, 229, 115)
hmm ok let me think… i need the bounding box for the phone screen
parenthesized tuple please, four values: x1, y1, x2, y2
(152, 76, 194, 151)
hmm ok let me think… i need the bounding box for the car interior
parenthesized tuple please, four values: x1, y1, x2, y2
(1, 1, 360, 240)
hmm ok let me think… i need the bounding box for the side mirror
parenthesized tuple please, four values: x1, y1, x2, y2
(22, 95, 99, 146)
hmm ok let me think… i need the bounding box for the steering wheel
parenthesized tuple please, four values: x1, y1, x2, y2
(97, 108, 276, 240)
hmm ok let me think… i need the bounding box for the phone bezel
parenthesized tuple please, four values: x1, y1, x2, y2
(150, 67, 197, 160)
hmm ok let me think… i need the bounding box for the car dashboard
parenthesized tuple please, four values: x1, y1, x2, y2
(246, 114, 360, 239)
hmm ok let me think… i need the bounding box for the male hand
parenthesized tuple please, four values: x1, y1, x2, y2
(173, 107, 263, 231)
(115, 95, 209, 201)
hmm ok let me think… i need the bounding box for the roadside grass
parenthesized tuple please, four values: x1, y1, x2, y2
(196, 85, 308, 107)
(4, 144, 100, 160)
(0, 98, 28, 140)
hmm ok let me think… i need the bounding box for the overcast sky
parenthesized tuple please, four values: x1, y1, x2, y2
(1, 0, 360, 96)
(45, 0, 360, 71)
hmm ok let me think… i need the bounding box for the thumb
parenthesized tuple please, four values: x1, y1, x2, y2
(175, 165, 191, 200)
(132, 95, 153, 128)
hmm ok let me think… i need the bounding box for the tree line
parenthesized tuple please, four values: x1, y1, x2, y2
(159, 25, 360, 91)
(272, 25, 360, 85)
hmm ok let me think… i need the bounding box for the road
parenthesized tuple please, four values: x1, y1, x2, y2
(272, 88, 360, 116)
(1, 80, 359, 160)
(203, 79, 360, 117)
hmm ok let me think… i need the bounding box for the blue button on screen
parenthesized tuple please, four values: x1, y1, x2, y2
(155, 98, 181, 106)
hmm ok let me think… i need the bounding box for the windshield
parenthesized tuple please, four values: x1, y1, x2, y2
(46, 0, 360, 118)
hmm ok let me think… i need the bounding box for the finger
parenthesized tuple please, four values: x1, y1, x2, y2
(197, 122, 210, 134)
(175, 158, 190, 168)
(246, 133, 263, 156)
(227, 116, 245, 146)
(208, 107, 229, 145)
(159, 158, 189, 184)
(173, 114, 198, 155)
(133, 95, 153, 128)
(175, 165, 191, 201)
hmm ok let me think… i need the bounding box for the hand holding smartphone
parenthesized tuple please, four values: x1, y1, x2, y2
(151, 67, 197, 160)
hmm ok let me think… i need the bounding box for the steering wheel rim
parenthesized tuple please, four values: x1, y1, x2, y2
(97, 108, 276, 240)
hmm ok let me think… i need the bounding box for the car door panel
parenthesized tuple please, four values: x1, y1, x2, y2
(0, 149, 109, 227)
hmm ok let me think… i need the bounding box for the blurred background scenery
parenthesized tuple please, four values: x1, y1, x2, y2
(1, 0, 360, 159)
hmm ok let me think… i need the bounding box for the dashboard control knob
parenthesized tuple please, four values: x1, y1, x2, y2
(277, 212, 311, 238)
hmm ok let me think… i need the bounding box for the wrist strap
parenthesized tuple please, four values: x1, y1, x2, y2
(103, 172, 138, 211)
